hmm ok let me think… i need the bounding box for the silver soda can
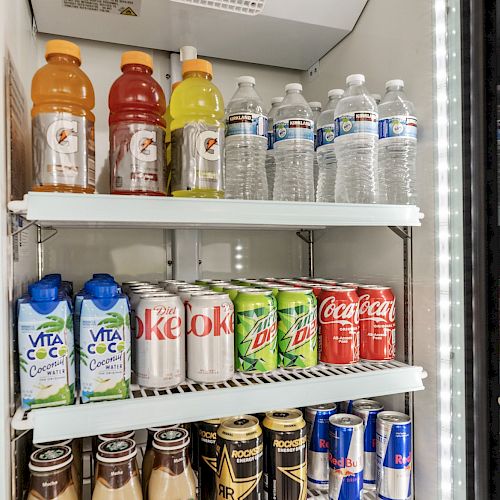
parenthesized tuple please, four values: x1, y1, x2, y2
(187, 293, 234, 383)
(177, 286, 209, 304)
(122, 281, 147, 294)
(159, 280, 188, 293)
(305, 403, 337, 491)
(352, 399, 384, 489)
(135, 293, 185, 388)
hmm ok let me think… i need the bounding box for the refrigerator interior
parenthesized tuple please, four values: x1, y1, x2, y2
(0, 0, 467, 498)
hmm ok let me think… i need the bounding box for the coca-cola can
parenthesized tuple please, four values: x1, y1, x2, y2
(187, 293, 234, 383)
(177, 286, 209, 304)
(297, 282, 325, 298)
(338, 282, 363, 291)
(135, 293, 185, 388)
(358, 285, 396, 361)
(307, 278, 338, 285)
(318, 286, 360, 365)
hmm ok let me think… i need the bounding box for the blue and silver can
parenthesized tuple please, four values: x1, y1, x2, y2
(305, 403, 337, 491)
(352, 399, 384, 490)
(376, 411, 412, 500)
(328, 413, 364, 500)
(338, 400, 354, 413)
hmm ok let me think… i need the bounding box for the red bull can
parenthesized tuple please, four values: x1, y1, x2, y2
(328, 414, 363, 500)
(376, 411, 412, 500)
(338, 400, 354, 413)
(352, 399, 384, 489)
(305, 403, 337, 492)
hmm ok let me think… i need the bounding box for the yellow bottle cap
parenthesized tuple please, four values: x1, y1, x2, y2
(121, 51, 153, 70)
(45, 40, 81, 62)
(182, 59, 213, 78)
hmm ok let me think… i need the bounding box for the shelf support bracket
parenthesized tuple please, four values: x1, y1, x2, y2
(388, 226, 411, 240)
(296, 230, 314, 277)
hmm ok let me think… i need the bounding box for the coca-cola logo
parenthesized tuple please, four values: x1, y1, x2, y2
(358, 294, 396, 323)
(136, 308, 182, 340)
(187, 304, 234, 337)
(319, 296, 359, 326)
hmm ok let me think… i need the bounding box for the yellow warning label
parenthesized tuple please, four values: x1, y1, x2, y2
(120, 6, 137, 16)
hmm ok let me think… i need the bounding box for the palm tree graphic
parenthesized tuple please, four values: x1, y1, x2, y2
(97, 312, 129, 381)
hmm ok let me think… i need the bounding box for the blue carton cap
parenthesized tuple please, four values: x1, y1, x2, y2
(93, 273, 114, 280)
(31, 282, 59, 302)
(44, 273, 62, 284)
(93, 282, 119, 298)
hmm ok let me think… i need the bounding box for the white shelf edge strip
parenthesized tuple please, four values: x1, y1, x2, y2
(12, 362, 425, 443)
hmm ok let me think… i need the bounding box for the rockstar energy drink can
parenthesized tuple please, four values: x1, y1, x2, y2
(263, 409, 307, 500)
(198, 418, 222, 500)
(216, 415, 264, 499)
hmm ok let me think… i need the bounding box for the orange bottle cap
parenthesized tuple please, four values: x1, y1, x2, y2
(121, 51, 153, 70)
(45, 40, 81, 62)
(182, 59, 213, 77)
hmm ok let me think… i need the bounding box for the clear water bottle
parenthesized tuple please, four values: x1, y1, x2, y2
(224, 76, 268, 200)
(372, 93, 382, 106)
(265, 96, 284, 198)
(378, 79, 418, 204)
(309, 101, 322, 199)
(273, 83, 315, 201)
(316, 89, 344, 202)
(334, 74, 379, 204)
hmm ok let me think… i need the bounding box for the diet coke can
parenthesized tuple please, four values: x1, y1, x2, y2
(358, 285, 396, 361)
(187, 293, 234, 383)
(318, 286, 360, 365)
(176, 286, 209, 304)
(135, 293, 185, 388)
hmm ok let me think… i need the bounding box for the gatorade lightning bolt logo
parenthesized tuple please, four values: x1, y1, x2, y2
(241, 314, 277, 355)
(281, 309, 317, 351)
(205, 137, 218, 153)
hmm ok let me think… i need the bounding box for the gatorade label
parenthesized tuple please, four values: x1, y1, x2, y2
(226, 113, 268, 138)
(334, 111, 378, 138)
(32, 112, 95, 188)
(171, 122, 224, 192)
(317, 124, 335, 149)
(110, 123, 166, 194)
(273, 118, 314, 143)
(379, 115, 417, 140)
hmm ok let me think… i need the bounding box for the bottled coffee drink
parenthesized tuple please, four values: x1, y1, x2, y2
(148, 428, 197, 500)
(28, 445, 78, 500)
(93, 438, 142, 500)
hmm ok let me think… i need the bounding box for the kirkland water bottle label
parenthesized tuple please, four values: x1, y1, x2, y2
(32, 112, 95, 188)
(171, 122, 224, 193)
(110, 123, 166, 194)
(334, 111, 378, 138)
(317, 124, 335, 149)
(268, 131, 275, 150)
(379, 115, 417, 140)
(226, 113, 268, 138)
(273, 118, 314, 143)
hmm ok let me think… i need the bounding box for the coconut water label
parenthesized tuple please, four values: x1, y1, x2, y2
(379, 115, 417, 140)
(79, 297, 131, 403)
(18, 301, 75, 410)
(335, 111, 378, 138)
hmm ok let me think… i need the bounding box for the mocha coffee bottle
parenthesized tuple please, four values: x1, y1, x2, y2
(93, 438, 142, 500)
(28, 445, 78, 500)
(147, 428, 197, 500)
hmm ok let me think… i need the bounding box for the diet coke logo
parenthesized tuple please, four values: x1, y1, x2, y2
(136, 308, 182, 340)
(187, 304, 234, 337)
(319, 297, 359, 326)
(358, 294, 396, 323)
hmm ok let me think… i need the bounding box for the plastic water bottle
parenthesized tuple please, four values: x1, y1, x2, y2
(265, 96, 284, 198)
(334, 74, 379, 203)
(273, 83, 315, 201)
(378, 79, 418, 204)
(224, 76, 268, 199)
(309, 101, 322, 199)
(316, 89, 344, 202)
(372, 93, 382, 106)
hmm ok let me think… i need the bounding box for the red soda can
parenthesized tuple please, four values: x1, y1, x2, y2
(187, 292, 234, 383)
(308, 278, 338, 285)
(318, 286, 360, 365)
(358, 285, 396, 361)
(298, 282, 324, 298)
(338, 282, 362, 291)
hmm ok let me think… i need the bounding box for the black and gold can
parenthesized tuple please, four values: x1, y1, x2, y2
(198, 418, 222, 500)
(216, 415, 264, 500)
(263, 409, 307, 500)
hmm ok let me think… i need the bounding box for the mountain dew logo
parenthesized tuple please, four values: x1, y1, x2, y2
(241, 313, 277, 355)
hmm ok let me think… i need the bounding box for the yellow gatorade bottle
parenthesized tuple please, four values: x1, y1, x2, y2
(31, 39, 95, 193)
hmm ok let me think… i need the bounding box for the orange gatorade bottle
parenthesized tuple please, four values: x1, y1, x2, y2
(31, 40, 95, 193)
(109, 51, 167, 196)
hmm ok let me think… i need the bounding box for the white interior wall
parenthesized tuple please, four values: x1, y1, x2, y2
(301, 0, 437, 498)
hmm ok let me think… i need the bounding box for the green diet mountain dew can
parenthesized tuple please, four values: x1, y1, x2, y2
(210, 282, 231, 292)
(234, 290, 278, 373)
(277, 287, 318, 369)
(222, 285, 246, 301)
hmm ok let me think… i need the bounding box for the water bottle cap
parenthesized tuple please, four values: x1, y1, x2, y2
(328, 89, 344, 98)
(346, 74, 365, 85)
(31, 283, 59, 302)
(285, 83, 303, 93)
(385, 79, 404, 89)
(237, 75, 255, 85)
(308, 102, 322, 109)
(271, 96, 284, 104)
(93, 283, 119, 298)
